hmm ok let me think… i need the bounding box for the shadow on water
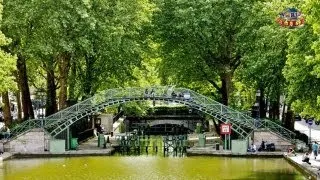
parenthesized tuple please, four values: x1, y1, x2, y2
(224, 170, 308, 180)
(115, 135, 188, 157)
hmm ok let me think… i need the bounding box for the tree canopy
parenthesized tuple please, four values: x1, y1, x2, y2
(1, 0, 320, 127)
(0, 0, 16, 93)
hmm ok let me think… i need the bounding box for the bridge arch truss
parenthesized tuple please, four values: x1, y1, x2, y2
(10, 86, 295, 142)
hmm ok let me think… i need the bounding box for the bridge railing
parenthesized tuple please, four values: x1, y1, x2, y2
(9, 86, 295, 142)
(179, 88, 255, 127)
(10, 119, 43, 138)
(174, 87, 295, 142)
(256, 119, 296, 143)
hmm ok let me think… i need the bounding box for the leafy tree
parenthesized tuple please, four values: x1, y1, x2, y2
(0, 36, 16, 93)
(284, 25, 319, 119)
(3, 0, 155, 118)
(229, 81, 255, 111)
(238, 25, 288, 119)
(152, 0, 259, 106)
(0, 0, 16, 126)
(2, 0, 37, 120)
(282, 0, 320, 121)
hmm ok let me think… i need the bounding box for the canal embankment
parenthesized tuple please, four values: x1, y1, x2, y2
(187, 146, 284, 157)
(285, 154, 320, 180)
(187, 146, 320, 179)
(2, 133, 319, 179)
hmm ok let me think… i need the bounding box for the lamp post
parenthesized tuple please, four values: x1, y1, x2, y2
(308, 118, 313, 144)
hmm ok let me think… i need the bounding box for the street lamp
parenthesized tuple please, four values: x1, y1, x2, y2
(307, 118, 313, 144)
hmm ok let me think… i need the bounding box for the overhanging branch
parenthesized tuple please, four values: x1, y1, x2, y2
(198, 66, 222, 94)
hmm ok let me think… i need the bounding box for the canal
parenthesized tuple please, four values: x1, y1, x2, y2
(0, 155, 307, 179)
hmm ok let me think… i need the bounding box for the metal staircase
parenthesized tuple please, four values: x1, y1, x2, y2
(9, 86, 295, 142)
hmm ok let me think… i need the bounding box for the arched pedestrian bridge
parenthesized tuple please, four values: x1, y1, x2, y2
(10, 86, 295, 142)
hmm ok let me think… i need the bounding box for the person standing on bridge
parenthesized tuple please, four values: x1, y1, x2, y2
(150, 88, 155, 97)
(144, 88, 149, 97)
(312, 141, 319, 159)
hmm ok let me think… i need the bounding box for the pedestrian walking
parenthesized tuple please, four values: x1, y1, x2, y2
(312, 141, 319, 159)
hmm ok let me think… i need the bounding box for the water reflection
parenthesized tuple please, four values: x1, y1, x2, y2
(0, 156, 307, 180)
(0, 137, 307, 179)
(116, 135, 187, 158)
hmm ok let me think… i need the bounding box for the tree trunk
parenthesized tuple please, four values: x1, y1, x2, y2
(259, 87, 266, 118)
(220, 71, 232, 106)
(58, 53, 71, 110)
(68, 61, 77, 101)
(282, 103, 286, 122)
(15, 91, 22, 121)
(17, 55, 34, 120)
(213, 119, 220, 135)
(83, 55, 94, 99)
(2, 91, 12, 126)
(284, 105, 294, 131)
(274, 94, 280, 120)
(270, 101, 280, 120)
(46, 63, 57, 116)
(215, 71, 232, 135)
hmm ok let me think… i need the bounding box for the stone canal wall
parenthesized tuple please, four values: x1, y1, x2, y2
(4, 128, 50, 153)
(253, 130, 292, 151)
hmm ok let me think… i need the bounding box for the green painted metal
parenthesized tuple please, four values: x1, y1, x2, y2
(98, 134, 105, 148)
(70, 138, 78, 150)
(198, 134, 206, 147)
(49, 139, 66, 153)
(67, 127, 70, 150)
(231, 140, 247, 155)
(9, 86, 295, 142)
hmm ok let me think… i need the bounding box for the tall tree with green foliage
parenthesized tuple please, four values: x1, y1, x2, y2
(3, 0, 155, 117)
(0, 0, 16, 126)
(282, 0, 320, 121)
(152, 0, 258, 106)
(2, 0, 37, 120)
(284, 26, 319, 119)
(238, 24, 288, 119)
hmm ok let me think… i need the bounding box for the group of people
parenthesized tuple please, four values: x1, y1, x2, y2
(144, 88, 155, 97)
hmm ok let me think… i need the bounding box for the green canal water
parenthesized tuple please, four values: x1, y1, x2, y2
(0, 155, 307, 180)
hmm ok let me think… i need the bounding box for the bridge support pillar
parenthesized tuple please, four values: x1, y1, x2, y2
(231, 140, 247, 155)
(66, 127, 70, 150)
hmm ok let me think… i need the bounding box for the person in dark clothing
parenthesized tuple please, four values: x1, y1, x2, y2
(171, 91, 177, 97)
(302, 152, 311, 165)
(150, 89, 155, 97)
(144, 89, 149, 97)
(258, 141, 265, 151)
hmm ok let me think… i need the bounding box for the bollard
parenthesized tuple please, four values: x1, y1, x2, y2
(216, 143, 220, 150)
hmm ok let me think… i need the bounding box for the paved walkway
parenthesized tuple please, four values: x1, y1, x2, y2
(286, 153, 320, 179)
(0, 152, 13, 161)
(295, 121, 320, 142)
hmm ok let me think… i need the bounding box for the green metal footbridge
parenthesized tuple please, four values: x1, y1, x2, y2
(9, 86, 295, 142)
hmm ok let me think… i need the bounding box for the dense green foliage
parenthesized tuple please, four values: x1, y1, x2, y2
(0, 0, 16, 93)
(1, 0, 320, 126)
